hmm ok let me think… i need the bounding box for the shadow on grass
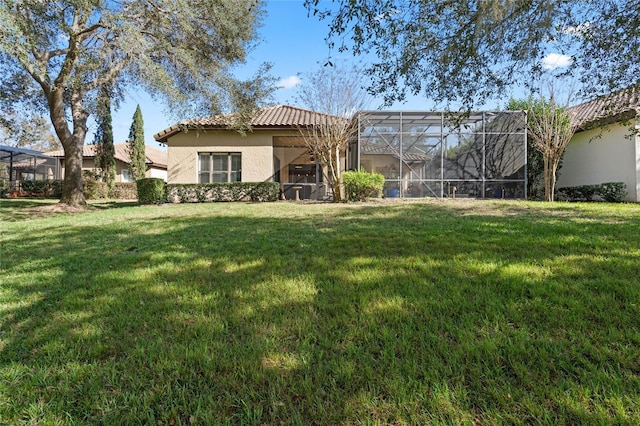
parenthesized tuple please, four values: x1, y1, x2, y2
(2, 201, 639, 424)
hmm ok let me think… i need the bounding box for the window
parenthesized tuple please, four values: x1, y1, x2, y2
(198, 153, 241, 183)
(121, 169, 134, 183)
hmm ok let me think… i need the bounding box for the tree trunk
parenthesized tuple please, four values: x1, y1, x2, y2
(60, 137, 86, 206)
(47, 88, 89, 206)
(331, 146, 342, 202)
(543, 155, 552, 202)
(548, 158, 559, 202)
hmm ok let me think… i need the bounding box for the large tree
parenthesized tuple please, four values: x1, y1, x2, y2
(294, 66, 372, 202)
(128, 105, 146, 181)
(0, 0, 271, 206)
(304, 0, 639, 107)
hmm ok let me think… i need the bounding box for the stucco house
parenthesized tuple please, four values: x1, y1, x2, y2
(155, 106, 528, 200)
(557, 89, 640, 202)
(46, 143, 168, 182)
(154, 105, 344, 200)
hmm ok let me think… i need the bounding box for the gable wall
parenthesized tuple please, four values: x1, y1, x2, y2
(556, 119, 639, 202)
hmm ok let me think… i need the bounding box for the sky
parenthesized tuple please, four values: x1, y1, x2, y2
(109, 0, 571, 150)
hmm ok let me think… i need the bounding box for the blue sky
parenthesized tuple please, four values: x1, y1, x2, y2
(110, 0, 430, 148)
(110, 0, 571, 149)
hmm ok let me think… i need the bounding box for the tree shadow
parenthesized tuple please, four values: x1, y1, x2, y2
(2, 201, 639, 424)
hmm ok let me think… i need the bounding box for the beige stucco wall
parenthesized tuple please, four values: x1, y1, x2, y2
(165, 130, 295, 183)
(556, 119, 639, 202)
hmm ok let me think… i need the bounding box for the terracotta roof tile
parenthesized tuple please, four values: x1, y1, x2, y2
(46, 143, 167, 168)
(154, 105, 347, 143)
(568, 88, 639, 130)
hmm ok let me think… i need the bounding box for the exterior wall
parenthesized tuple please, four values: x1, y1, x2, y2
(147, 168, 168, 181)
(166, 130, 286, 183)
(557, 120, 639, 202)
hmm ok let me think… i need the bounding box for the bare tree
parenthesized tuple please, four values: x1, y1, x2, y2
(295, 66, 372, 202)
(526, 89, 579, 201)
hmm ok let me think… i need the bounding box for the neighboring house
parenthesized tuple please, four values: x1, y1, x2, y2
(557, 89, 640, 202)
(155, 106, 528, 199)
(46, 143, 168, 182)
(154, 105, 343, 200)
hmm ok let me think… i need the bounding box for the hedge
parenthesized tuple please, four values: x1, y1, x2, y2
(14, 179, 137, 200)
(166, 182, 279, 203)
(137, 178, 166, 205)
(19, 180, 63, 197)
(343, 170, 385, 201)
(557, 182, 627, 203)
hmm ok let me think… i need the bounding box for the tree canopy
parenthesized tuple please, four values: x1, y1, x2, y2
(304, 0, 639, 108)
(0, 0, 271, 205)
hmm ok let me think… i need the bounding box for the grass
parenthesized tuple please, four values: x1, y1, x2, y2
(1, 198, 639, 425)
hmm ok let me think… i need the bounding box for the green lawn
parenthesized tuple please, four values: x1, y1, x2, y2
(1, 199, 639, 425)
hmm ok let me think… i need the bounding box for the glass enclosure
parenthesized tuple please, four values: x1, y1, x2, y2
(351, 111, 527, 198)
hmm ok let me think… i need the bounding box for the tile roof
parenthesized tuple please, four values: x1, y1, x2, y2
(568, 88, 639, 131)
(46, 143, 167, 168)
(154, 105, 348, 143)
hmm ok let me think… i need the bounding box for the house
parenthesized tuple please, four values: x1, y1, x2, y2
(46, 143, 168, 182)
(155, 106, 528, 200)
(557, 89, 639, 202)
(154, 105, 344, 200)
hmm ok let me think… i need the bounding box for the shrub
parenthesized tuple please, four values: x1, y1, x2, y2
(108, 182, 138, 200)
(166, 182, 279, 203)
(557, 182, 627, 203)
(597, 182, 628, 203)
(137, 178, 166, 205)
(84, 179, 109, 199)
(20, 180, 63, 197)
(343, 170, 385, 202)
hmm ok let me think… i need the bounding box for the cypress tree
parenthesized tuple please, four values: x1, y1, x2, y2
(93, 85, 116, 190)
(128, 105, 146, 181)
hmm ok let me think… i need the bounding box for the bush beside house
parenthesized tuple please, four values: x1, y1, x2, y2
(166, 182, 279, 203)
(557, 182, 628, 202)
(137, 178, 166, 205)
(343, 170, 385, 201)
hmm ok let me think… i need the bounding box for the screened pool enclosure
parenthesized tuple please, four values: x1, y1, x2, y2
(349, 111, 527, 199)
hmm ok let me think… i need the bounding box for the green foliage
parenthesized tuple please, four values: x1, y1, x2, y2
(597, 182, 628, 203)
(137, 178, 166, 205)
(19, 180, 62, 197)
(343, 170, 385, 201)
(166, 182, 279, 203)
(507, 98, 545, 197)
(0, 1, 271, 205)
(2, 200, 640, 423)
(557, 182, 628, 203)
(128, 105, 146, 181)
(109, 183, 138, 200)
(83, 179, 109, 200)
(93, 86, 116, 190)
(304, 1, 638, 108)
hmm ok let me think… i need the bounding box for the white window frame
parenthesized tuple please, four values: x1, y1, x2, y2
(198, 152, 241, 183)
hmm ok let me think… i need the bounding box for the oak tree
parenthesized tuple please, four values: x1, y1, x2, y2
(0, 0, 269, 205)
(304, 0, 639, 108)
